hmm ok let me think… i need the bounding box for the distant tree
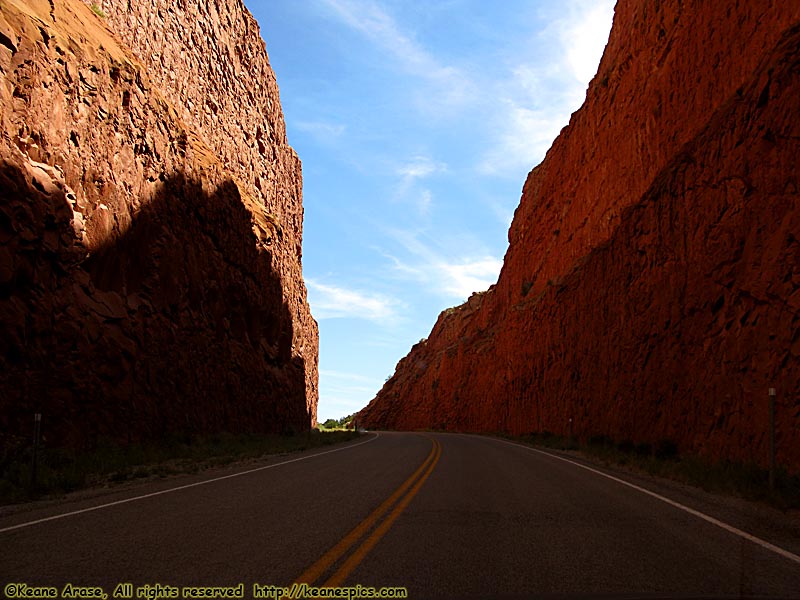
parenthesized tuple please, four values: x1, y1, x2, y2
(322, 418, 338, 429)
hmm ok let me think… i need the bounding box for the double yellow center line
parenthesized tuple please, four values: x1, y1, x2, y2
(292, 436, 442, 589)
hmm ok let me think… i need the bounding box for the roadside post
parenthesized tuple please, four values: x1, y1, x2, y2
(769, 387, 776, 491)
(30, 412, 42, 496)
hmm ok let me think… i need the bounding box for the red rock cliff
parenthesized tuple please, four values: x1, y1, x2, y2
(360, 1, 800, 473)
(0, 0, 318, 448)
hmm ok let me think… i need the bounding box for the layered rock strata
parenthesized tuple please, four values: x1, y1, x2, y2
(360, 1, 800, 472)
(0, 0, 318, 449)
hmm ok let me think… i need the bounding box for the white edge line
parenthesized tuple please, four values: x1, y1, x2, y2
(0, 433, 379, 534)
(487, 436, 800, 566)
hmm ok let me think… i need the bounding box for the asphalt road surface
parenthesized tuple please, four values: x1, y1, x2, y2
(2, 432, 799, 599)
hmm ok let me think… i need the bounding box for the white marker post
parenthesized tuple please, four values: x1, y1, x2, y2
(768, 388, 776, 491)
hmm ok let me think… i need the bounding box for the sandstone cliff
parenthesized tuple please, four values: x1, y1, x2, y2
(0, 0, 318, 449)
(360, 1, 800, 472)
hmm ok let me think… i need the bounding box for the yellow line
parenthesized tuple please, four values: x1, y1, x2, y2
(293, 437, 440, 586)
(323, 439, 441, 587)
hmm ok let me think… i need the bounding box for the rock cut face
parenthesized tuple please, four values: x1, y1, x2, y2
(359, 1, 800, 473)
(0, 0, 318, 449)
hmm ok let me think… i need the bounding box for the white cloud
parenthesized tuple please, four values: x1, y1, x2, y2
(307, 280, 401, 322)
(384, 229, 503, 301)
(438, 257, 504, 299)
(294, 120, 346, 140)
(478, 101, 566, 176)
(416, 189, 433, 216)
(317, 0, 474, 113)
(561, 1, 616, 85)
(392, 156, 446, 215)
(397, 156, 446, 180)
(478, 0, 614, 178)
(318, 0, 451, 81)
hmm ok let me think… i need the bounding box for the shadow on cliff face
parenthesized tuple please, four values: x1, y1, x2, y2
(0, 160, 309, 452)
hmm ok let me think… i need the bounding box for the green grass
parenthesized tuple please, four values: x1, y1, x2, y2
(505, 431, 800, 510)
(0, 429, 360, 506)
(90, 3, 106, 18)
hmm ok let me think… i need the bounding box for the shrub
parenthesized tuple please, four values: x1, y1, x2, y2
(588, 434, 614, 448)
(90, 3, 106, 18)
(616, 439, 635, 454)
(654, 439, 679, 460)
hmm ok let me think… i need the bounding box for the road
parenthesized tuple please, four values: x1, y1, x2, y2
(2, 432, 800, 599)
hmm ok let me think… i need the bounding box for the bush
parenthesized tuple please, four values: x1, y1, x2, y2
(588, 434, 614, 448)
(616, 439, 635, 454)
(90, 3, 106, 18)
(654, 439, 679, 460)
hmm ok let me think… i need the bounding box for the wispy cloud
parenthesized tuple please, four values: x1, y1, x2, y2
(320, 369, 379, 383)
(294, 120, 346, 141)
(397, 155, 446, 180)
(307, 280, 402, 322)
(561, 0, 617, 85)
(478, 0, 615, 177)
(317, 0, 474, 112)
(393, 155, 446, 216)
(317, 370, 386, 421)
(478, 100, 567, 176)
(416, 189, 433, 216)
(438, 257, 504, 299)
(318, 0, 451, 80)
(384, 229, 503, 301)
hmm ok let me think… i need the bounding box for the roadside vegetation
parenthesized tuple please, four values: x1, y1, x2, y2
(505, 431, 800, 510)
(89, 2, 106, 18)
(0, 429, 360, 506)
(318, 412, 358, 430)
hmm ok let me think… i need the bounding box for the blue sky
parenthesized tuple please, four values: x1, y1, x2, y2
(243, 1, 615, 423)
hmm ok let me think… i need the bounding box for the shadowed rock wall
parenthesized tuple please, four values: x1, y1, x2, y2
(0, 0, 317, 449)
(80, 0, 318, 417)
